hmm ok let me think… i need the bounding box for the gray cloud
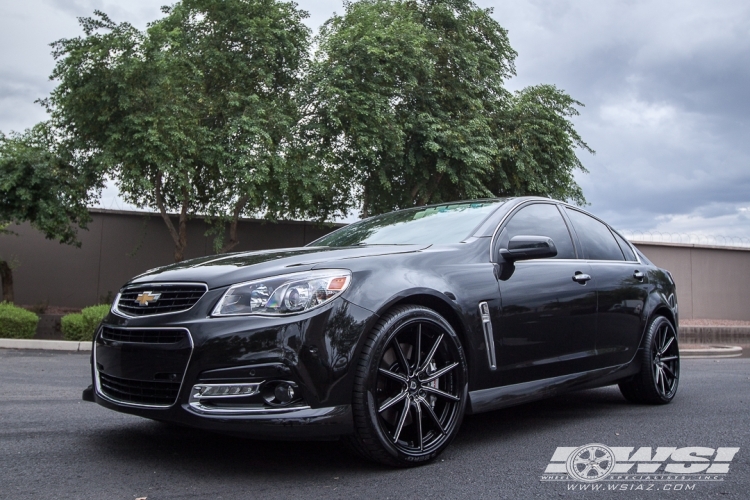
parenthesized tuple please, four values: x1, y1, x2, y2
(0, 77, 52, 134)
(478, 0, 750, 237)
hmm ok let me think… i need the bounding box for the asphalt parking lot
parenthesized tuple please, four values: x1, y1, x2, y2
(1, 349, 748, 500)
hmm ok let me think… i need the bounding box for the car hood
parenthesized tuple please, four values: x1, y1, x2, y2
(128, 245, 428, 290)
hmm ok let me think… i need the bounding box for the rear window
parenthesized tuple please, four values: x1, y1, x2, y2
(565, 208, 625, 261)
(612, 231, 637, 261)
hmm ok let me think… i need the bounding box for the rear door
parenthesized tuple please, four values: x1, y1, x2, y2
(494, 202, 598, 385)
(564, 208, 649, 367)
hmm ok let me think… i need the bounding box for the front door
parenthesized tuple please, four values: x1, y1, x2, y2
(494, 203, 598, 386)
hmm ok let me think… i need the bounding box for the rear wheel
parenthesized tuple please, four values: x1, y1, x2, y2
(618, 315, 680, 404)
(346, 305, 468, 467)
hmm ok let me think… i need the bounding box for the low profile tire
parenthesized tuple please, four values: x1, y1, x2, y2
(618, 315, 680, 404)
(346, 305, 468, 467)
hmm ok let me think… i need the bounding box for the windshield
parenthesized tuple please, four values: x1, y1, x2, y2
(310, 201, 504, 247)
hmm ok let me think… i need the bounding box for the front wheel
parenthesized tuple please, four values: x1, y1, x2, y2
(619, 315, 680, 404)
(346, 305, 468, 467)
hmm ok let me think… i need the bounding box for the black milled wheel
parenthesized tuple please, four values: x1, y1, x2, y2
(346, 305, 468, 467)
(618, 315, 680, 404)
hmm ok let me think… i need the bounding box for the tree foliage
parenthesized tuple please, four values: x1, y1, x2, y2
(306, 0, 592, 216)
(47, 0, 315, 260)
(0, 123, 100, 302)
(490, 84, 591, 204)
(0, 123, 97, 245)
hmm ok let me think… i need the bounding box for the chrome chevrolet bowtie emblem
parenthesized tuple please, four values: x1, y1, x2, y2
(135, 291, 161, 306)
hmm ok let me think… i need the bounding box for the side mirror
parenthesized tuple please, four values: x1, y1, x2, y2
(499, 235, 558, 262)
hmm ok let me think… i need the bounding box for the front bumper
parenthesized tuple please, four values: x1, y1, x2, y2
(94, 390, 354, 439)
(86, 293, 377, 439)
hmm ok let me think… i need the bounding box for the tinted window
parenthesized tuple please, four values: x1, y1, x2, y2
(565, 209, 624, 261)
(499, 203, 576, 259)
(613, 231, 636, 261)
(311, 201, 503, 247)
(635, 247, 653, 266)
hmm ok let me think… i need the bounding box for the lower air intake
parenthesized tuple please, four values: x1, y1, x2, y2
(99, 373, 180, 406)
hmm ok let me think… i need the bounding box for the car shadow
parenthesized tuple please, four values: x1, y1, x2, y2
(85, 386, 632, 476)
(458, 385, 630, 446)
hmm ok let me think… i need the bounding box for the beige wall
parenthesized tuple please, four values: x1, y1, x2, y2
(635, 242, 750, 320)
(0, 209, 341, 308)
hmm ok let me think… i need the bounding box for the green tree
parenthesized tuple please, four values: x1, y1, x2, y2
(489, 84, 591, 204)
(0, 123, 100, 302)
(306, 0, 591, 217)
(47, 0, 315, 260)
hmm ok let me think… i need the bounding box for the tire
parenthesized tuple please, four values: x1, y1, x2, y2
(346, 305, 468, 467)
(618, 315, 680, 404)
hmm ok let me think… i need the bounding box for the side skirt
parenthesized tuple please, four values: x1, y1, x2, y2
(467, 362, 639, 414)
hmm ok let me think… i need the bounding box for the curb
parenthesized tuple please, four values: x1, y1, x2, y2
(679, 326, 750, 345)
(0, 338, 91, 352)
(680, 345, 743, 358)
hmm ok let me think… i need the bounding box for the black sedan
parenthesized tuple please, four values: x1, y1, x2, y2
(84, 197, 680, 466)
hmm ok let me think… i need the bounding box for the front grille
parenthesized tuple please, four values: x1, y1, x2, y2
(99, 373, 181, 406)
(101, 326, 187, 344)
(116, 283, 206, 316)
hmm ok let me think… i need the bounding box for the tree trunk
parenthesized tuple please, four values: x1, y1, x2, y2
(0, 260, 14, 303)
(418, 172, 444, 206)
(410, 181, 425, 205)
(175, 182, 189, 262)
(219, 195, 249, 253)
(361, 184, 369, 218)
(154, 173, 189, 262)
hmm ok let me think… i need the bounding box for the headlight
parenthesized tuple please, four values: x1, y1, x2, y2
(211, 270, 352, 316)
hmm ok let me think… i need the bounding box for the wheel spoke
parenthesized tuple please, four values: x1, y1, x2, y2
(662, 363, 676, 379)
(419, 397, 445, 435)
(660, 336, 674, 355)
(419, 333, 444, 374)
(421, 362, 459, 383)
(392, 338, 411, 375)
(414, 399, 423, 451)
(659, 367, 667, 395)
(379, 390, 407, 413)
(392, 398, 410, 443)
(422, 385, 460, 402)
(415, 324, 422, 372)
(660, 355, 679, 362)
(660, 325, 667, 351)
(379, 367, 407, 384)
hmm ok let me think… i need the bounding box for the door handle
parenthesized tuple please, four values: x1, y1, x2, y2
(634, 270, 645, 281)
(572, 272, 591, 284)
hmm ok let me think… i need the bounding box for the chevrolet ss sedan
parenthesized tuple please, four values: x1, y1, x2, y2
(83, 197, 680, 467)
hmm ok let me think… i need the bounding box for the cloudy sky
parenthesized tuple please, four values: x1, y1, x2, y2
(1, 0, 749, 240)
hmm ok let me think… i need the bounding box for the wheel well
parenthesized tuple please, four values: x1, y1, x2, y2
(388, 294, 473, 369)
(642, 305, 677, 348)
(652, 306, 677, 330)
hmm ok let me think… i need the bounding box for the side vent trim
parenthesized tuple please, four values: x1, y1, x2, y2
(479, 302, 497, 370)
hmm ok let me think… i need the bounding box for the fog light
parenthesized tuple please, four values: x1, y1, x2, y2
(274, 383, 295, 404)
(261, 381, 299, 406)
(192, 383, 261, 399)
